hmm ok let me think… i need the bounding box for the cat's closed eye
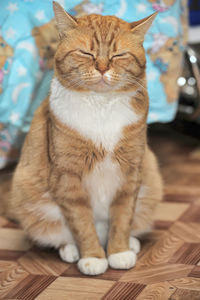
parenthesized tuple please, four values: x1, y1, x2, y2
(111, 53, 129, 60)
(78, 50, 95, 59)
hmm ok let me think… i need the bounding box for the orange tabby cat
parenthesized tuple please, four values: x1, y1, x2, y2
(4, 2, 163, 275)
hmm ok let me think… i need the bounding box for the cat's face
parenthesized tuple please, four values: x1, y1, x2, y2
(53, 2, 156, 93)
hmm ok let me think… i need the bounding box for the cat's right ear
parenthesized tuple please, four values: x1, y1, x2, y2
(130, 12, 157, 43)
(53, 1, 78, 39)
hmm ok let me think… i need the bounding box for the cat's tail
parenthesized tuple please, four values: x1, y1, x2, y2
(0, 171, 12, 216)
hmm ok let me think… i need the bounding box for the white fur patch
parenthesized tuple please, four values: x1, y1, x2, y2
(59, 244, 79, 263)
(78, 257, 108, 275)
(84, 154, 124, 220)
(83, 154, 124, 247)
(104, 72, 112, 82)
(95, 221, 109, 249)
(50, 78, 140, 151)
(129, 236, 141, 254)
(38, 203, 63, 221)
(31, 225, 75, 249)
(137, 184, 148, 199)
(24, 200, 75, 248)
(25, 201, 63, 222)
(108, 250, 136, 269)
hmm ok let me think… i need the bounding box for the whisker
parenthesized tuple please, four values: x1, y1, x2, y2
(125, 77, 148, 93)
(126, 73, 146, 86)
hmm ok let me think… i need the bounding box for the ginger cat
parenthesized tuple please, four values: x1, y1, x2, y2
(5, 2, 162, 275)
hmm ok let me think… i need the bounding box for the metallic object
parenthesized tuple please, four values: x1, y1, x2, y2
(178, 45, 200, 121)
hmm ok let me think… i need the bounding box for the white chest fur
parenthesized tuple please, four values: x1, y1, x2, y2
(83, 154, 124, 220)
(83, 154, 124, 246)
(50, 78, 140, 151)
(50, 78, 141, 247)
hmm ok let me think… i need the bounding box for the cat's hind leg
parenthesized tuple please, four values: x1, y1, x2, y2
(10, 168, 107, 275)
(131, 153, 163, 238)
(22, 197, 81, 263)
(9, 188, 79, 262)
(131, 189, 159, 238)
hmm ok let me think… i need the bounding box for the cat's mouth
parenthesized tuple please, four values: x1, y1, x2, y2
(88, 76, 116, 93)
(90, 80, 112, 92)
(97, 78, 110, 86)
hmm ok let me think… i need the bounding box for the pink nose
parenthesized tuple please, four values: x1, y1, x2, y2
(95, 61, 109, 75)
(98, 67, 109, 75)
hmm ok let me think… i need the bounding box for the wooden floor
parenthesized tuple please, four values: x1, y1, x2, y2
(0, 124, 200, 300)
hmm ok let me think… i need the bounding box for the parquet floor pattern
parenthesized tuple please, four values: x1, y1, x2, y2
(0, 125, 200, 300)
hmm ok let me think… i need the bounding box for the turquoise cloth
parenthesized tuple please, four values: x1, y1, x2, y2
(0, 0, 187, 168)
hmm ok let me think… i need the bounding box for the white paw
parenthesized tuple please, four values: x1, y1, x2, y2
(78, 257, 108, 275)
(129, 236, 141, 254)
(59, 244, 80, 263)
(108, 250, 136, 269)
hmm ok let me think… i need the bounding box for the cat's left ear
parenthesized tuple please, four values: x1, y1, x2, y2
(53, 1, 78, 38)
(130, 12, 157, 42)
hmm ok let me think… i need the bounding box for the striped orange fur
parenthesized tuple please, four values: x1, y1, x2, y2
(5, 2, 162, 275)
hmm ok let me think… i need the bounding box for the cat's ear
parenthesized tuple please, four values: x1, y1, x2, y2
(53, 1, 78, 38)
(130, 12, 157, 42)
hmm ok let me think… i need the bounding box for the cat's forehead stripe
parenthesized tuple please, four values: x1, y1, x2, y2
(89, 24, 120, 53)
(93, 31, 100, 46)
(80, 15, 123, 44)
(107, 32, 115, 47)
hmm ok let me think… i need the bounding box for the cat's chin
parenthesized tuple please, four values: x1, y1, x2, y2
(89, 86, 114, 93)
(88, 81, 116, 93)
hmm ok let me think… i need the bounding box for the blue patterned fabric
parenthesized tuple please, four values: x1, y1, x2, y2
(0, 0, 187, 168)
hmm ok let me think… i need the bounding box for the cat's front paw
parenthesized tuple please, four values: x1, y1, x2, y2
(78, 257, 108, 275)
(129, 236, 141, 254)
(108, 250, 136, 269)
(59, 244, 80, 263)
